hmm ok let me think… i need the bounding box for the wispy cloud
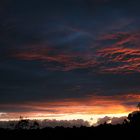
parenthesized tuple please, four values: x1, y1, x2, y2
(11, 31, 140, 74)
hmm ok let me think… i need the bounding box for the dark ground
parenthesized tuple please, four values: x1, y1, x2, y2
(0, 124, 139, 139)
(0, 111, 140, 139)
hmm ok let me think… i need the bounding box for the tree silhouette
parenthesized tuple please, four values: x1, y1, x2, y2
(137, 102, 140, 111)
(30, 121, 40, 129)
(15, 119, 30, 129)
(127, 111, 140, 127)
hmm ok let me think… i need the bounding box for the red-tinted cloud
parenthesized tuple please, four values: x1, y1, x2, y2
(97, 31, 140, 73)
(12, 44, 97, 71)
(11, 31, 140, 74)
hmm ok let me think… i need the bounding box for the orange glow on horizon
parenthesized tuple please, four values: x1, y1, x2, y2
(0, 94, 139, 123)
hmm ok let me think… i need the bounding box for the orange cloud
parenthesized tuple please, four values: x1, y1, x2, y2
(0, 94, 139, 120)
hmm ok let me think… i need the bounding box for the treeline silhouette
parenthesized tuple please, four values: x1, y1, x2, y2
(0, 111, 140, 139)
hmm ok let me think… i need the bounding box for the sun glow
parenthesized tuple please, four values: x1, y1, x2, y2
(0, 94, 138, 124)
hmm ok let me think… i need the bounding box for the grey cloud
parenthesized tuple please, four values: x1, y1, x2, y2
(97, 116, 127, 125)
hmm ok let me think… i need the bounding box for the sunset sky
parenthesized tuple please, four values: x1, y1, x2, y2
(0, 0, 140, 124)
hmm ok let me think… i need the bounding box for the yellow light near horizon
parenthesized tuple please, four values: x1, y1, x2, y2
(0, 112, 129, 125)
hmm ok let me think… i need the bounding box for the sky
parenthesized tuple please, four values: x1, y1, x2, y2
(0, 0, 140, 124)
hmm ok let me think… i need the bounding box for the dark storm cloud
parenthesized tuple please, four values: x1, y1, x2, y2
(0, 0, 140, 114)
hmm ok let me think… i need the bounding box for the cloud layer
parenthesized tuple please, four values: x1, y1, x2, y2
(0, 0, 140, 121)
(11, 31, 140, 74)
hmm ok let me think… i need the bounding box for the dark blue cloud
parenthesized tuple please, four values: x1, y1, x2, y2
(0, 0, 140, 112)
